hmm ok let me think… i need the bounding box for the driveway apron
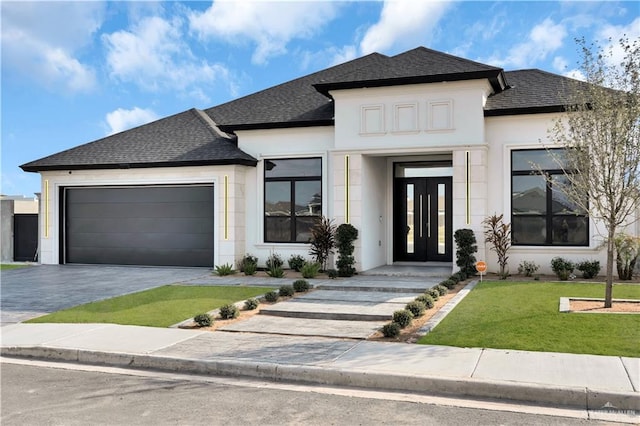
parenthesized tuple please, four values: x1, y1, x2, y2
(0, 265, 211, 325)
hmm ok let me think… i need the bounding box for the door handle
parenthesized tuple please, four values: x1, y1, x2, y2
(427, 194, 431, 238)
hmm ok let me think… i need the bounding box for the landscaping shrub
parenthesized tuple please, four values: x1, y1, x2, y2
(392, 310, 414, 328)
(327, 269, 338, 279)
(454, 229, 477, 276)
(292, 279, 310, 293)
(453, 270, 467, 281)
(335, 223, 358, 277)
(244, 298, 259, 310)
(434, 284, 448, 296)
(405, 300, 426, 317)
(288, 255, 306, 272)
(193, 313, 212, 327)
(214, 263, 235, 276)
(267, 262, 286, 278)
(518, 260, 539, 277)
(614, 234, 640, 280)
(415, 294, 434, 309)
(441, 279, 457, 289)
(219, 303, 239, 319)
(483, 213, 511, 279)
(448, 274, 460, 284)
(301, 261, 321, 279)
(266, 253, 284, 270)
(308, 216, 335, 271)
(551, 257, 574, 280)
(426, 288, 440, 300)
(239, 254, 258, 276)
(279, 285, 295, 297)
(382, 322, 401, 338)
(264, 291, 279, 303)
(576, 260, 601, 279)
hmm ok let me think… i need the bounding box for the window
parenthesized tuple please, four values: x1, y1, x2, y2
(511, 149, 588, 246)
(264, 158, 322, 243)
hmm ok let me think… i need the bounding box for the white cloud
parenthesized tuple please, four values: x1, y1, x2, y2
(596, 16, 640, 66)
(487, 18, 567, 68)
(359, 0, 452, 55)
(105, 107, 159, 135)
(103, 15, 231, 102)
(188, 1, 341, 64)
(1, 1, 104, 92)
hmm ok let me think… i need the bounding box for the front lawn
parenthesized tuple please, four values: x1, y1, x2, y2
(26, 285, 273, 328)
(1, 264, 28, 270)
(418, 281, 640, 357)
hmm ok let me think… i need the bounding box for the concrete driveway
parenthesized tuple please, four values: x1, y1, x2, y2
(0, 265, 212, 325)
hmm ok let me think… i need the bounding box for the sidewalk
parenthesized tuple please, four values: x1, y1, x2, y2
(1, 321, 638, 414)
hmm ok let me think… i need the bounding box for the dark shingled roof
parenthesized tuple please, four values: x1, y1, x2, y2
(21, 108, 257, 172)
(22, 47, 585, 173)
(485, 69, 590, 116)
(206, 47, 508, 131)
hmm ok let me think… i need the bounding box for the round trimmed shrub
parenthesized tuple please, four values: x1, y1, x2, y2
(279, 285, 295, 297)
(219, 304, 239, 319)
(382, 322, 401, 338)
(193, 313, 212, 327)
(434, 284, 448, 296)
(441, 279, 457, 289)
(392, 309, 413, 328)
(415, 294, 434, 309)
(405, 300, 426, 317)
(448, 274, 461, 284)
(426, 288, 440, 300)
(288, 254, 306, 272)
(292, 279, 310, 293)
(244, 298, 259, 310)
(264, 291, 279, 303)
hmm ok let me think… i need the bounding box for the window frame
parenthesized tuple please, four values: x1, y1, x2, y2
(511, 148, 589, 247)
(263, 157, 322, 243)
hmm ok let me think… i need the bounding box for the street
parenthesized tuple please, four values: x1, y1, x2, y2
(1, 359, 621, 426)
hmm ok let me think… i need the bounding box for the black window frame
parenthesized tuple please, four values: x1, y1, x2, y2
(511, 149, 589, 247)
(264, 157, 322, 243)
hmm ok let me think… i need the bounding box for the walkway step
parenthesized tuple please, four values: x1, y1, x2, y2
(315, 283, 429, 293)
(259, 300, 401, 321)
(296, 290, 417, 304)
(218, 316, 385, 339)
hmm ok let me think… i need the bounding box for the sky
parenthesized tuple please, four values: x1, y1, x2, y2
(2, 0, 638, 197)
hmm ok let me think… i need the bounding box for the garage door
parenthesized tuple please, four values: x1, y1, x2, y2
(64, 185, 214, 267)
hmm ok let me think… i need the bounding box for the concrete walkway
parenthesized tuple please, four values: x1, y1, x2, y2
(1, 322, 638, 417)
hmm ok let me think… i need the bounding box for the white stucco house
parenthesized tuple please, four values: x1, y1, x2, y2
(21, 47, 639, 274)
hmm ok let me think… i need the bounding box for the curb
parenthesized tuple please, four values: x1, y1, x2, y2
(3, 346, 638, 413)
(418, 280, 478, 335)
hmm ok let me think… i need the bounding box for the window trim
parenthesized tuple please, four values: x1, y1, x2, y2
(263, 157, 322, 243)
(511, 148, 589, 247)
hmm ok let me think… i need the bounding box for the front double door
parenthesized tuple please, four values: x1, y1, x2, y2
(394, 177, 452, 262)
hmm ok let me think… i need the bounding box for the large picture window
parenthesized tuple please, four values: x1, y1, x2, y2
(511, 149, 588, 246)
(264, 158, 322, 243)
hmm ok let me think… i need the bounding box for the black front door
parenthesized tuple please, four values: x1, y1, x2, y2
(394, 177, 452, 262)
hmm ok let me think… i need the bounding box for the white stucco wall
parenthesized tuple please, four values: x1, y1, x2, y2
(484, 114, 609, 275)
(37, 165, 250, 267)
(235, 127, 335, 267)
(331, 81, 492, 151)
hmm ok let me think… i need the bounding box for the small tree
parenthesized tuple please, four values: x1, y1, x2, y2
(308, 216, 335, 271)
(545, 37, 640, 307)
(483, 214, 511, 279)
(335, 223, 358, 277)
(454, 229, 477, 276)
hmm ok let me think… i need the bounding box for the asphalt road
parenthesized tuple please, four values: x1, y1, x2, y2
(1, 360, 619, 426)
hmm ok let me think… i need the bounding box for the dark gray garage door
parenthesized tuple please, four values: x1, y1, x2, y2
(64, 185, 214, 267)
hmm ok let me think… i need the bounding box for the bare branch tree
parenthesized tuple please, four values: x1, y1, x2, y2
(545, 36, 640, 307)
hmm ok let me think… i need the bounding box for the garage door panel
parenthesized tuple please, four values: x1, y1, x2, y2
(65, 185, 214, 267)
(70, 217, 214, 234)
(67, 247, 213, 267)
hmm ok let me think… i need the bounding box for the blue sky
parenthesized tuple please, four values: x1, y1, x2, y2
(2, 1, 638, 197)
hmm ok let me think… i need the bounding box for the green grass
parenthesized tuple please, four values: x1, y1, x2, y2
(26, 285, 274, 328)
(1, 264, 28, 270)
(418, 281, 640, 357)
